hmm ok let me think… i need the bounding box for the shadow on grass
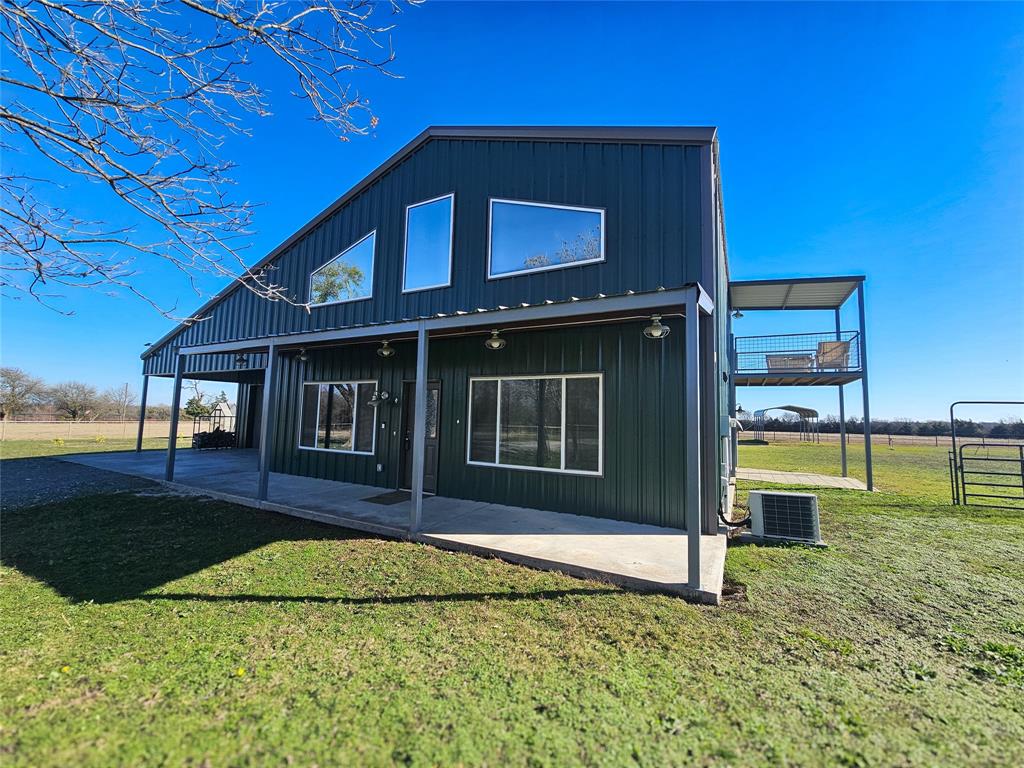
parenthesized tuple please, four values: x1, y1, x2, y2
(1, 491, 364, 604)
(2, 491, 625, 606)
(134, 587, 620, 606)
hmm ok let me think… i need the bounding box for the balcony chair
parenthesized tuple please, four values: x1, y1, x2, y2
(816, 340, 851, 371)
(766, 354, 814, 371)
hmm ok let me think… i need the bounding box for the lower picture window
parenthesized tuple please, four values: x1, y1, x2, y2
(299, 381, 377, 453)
(467, 374, 602, 475)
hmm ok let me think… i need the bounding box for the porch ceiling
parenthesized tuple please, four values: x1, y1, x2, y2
(729, 276, 863, 311)
(172, 285, 711, 358)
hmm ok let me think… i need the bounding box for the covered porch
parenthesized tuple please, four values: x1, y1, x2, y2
(61, 448, 726, 603)
(134, 286, 726, 602)
(729, 275, 874, 489)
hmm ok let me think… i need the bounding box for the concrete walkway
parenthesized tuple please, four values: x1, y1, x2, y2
(60, 449, 727, 604)
(736, 467, 868, 490)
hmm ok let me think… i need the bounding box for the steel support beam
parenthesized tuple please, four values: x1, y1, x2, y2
(684, 290, 702, 590)
(410, 322, 429, 532)
(164, 354, 184, 481)
(135, 374, 149, 452)
(857, 283, 873, 490)
(256, 345, 279, 501)
(835, 309, 848, 477)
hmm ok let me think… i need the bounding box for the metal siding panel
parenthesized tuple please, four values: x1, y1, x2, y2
(262, 322, 685, 526)
(430, 321, 685, 527)
(144, 138, 706, 374)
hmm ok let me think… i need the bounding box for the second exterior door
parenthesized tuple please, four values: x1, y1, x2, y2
(401, 380, 440, 494)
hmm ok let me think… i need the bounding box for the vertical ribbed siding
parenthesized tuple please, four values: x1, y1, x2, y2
(143, 350, 266, 377)
(143, 138, 705, 375)
(268, 321, 688, 529)
(235, 383, 252, 448)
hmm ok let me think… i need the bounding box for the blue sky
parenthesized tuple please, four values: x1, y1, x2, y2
(2, 2, 1022, 420)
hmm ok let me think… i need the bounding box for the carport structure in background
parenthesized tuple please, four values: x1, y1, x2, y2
(752, 405, 820, 443)
(729, 275, 872, 489)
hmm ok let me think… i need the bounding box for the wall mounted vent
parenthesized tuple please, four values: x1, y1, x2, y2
(748, 490, 823, 546)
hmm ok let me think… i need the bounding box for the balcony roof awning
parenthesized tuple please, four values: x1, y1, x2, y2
(729, 276, 864, 311)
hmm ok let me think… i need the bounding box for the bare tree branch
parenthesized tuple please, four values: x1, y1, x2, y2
(0, 0, 418, 321)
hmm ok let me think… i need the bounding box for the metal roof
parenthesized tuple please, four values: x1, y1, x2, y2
(753, 405, 819, 419)
(143, 125, 719, 359)
(729, 276, 864, 311)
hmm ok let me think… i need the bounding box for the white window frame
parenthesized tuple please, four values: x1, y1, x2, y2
(402, 192, 455, 294)
(308, 230, 376, 308)
(486, 198, 606, 280)
(298, 379, 378, 455)
(465, 372, 604, 477)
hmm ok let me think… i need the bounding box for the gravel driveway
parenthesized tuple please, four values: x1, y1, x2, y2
(0, 457, 157, 510)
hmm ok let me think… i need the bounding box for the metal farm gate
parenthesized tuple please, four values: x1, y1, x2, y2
(948, 401, 1024, 510)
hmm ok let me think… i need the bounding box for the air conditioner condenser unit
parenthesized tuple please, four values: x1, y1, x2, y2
(747, 490, 825, 546)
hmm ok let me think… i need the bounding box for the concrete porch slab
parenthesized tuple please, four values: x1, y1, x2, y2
(736, 467, 868, 490)
(59, 449, 726, 604)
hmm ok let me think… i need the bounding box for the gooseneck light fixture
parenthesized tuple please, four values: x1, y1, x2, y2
(377, 340, 396, 358)
(484, 329, 507, 351)
(297, 347, 309, 362)
(368, 390, 391, 408)
(732, 310, 744, 319)
(642, 315, 670, 340)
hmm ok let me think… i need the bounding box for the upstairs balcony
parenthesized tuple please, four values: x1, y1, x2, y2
(732, 330, 863, 386)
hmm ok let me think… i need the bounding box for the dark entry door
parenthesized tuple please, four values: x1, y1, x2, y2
(401, 381, 440, 493)
(246, 385, 262, 450)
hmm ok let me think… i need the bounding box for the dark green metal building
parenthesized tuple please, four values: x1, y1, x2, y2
(138, 127, 731, 589)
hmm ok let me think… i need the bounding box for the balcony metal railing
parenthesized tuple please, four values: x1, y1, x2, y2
(733, 331, 862, 375)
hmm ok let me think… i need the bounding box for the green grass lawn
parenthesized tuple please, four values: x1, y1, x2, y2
(737, 439, 960, 499)
(1, 441, 1022, 766)
(0, 437, 189, 460)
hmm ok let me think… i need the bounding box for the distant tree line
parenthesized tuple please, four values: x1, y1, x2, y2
(737, 411, 1024, 439)
(0, 367, 229, 422)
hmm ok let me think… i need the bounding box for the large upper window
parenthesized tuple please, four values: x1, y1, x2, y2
(299, 381, 377, 454)
(467, 374, 602, 475)
(488, 199, 605, 279)
(403, 193, 454, 292)
(309, 231, 375, 306)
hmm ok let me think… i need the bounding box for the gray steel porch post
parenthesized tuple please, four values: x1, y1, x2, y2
(410, 322, 429, 532)
(257, 346, 279, 501)
(135, 373, 149, 453)
(835, 309, 847, 477)
(164, 354, 185, 481)
(857, 283, 873, 490)
(684, 290, 702, 590)
(729, 332, 738, 475)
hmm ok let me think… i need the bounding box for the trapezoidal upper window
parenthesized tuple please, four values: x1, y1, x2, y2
(309, 231, 376, 307)
(487, 199, 605, 279)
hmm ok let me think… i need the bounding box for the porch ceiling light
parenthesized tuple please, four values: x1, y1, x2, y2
(642, 315, 670, 340)
(234, 353, 248, 368)
(368, 390, 391, 408)
(484, 329, 506, 351)
(377, 340, 396, 358)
